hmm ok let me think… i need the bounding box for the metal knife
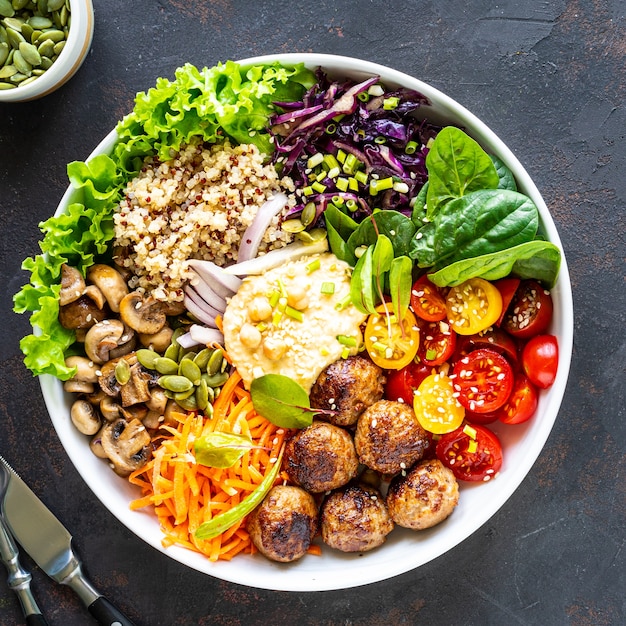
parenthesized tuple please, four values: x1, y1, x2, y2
(0, 455, 137, 626)
(0, 513, 48, 625)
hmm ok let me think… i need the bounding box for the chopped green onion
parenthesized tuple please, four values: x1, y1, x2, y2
(306, 258, 321, 273)
(335, 294, 352, 310)
(368, 84, 384, 97)
(311, 181, 326, 193)
(327, 166, 341, 179)
(341, 346, 351, 359)
(316, 170, 327, 182)
(343, 153, 360, 175)
(425, 348, 438, 361)
(405, 140, 418, 154)
(357, 91, 370, 102)
(337, 335, 357, 347)
(348, 177, 359, 191)
(285, 306, 303, 322)
(332, 195, 344, 206)
(272, 310, 283, 326)
(393, 181, 410, 193)
(336, 149, 347, 163)
(323, 154, 340, 170)
(383, 96, 400, 110)
(369, 177, 394, 195)
(345, 199, 357, 212)
(372, 341, 388, 353)
(374, 136, 386, 144)
(307, 153, 324, 169)
(325, 123, 337, 135)
(321, 281, 336, 295)
(268, 290, 280, 308)
(336, 177, 349, 192)
(302, 185, 314, 196)
(354, 171, 368, 185)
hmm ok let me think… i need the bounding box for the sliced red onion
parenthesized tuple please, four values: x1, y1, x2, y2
(185, 285, 224, 318)
(237, 192, 289, 262)
(187, 277, 227, 315)
(224, 237, 329, 276)
(177, 325, 224, 349)
(183, 287, 220, 328)
(187, 259, 242, 297)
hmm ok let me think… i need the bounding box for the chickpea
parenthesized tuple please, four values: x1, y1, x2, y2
(248, 297, 272, 322)
(287, 285, 310, 311)
(239, 323, 262, 349)
(263, 337, 287, 361)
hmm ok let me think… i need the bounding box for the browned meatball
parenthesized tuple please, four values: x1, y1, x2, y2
(309, 355, 385, 427)
(246, 485, 318, 563)
(354, 400, 429, 474)
(320, 483, 394, 553)
(284, 421, 359, 493)
(386, 459, 459, 530)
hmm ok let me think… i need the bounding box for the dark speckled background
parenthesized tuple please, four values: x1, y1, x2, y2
(1, 1, 625, 624)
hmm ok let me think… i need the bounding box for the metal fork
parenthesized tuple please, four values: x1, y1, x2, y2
(0, 460, 48, 625)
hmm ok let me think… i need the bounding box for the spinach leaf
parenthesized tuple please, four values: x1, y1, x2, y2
(428, 189, 539, 268)
(411, 181, 429, 225)
(410, 221, 437, 268)
(324, 204, 359, 264)
(425, 126, 499, 217)
(490, 155, 518, 191)
(428, 240, 562, 288)
(347, 210, 416, 258)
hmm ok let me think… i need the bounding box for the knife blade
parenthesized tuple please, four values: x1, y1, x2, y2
(0, 455, 137, 626)
(0, 514, 48, 625)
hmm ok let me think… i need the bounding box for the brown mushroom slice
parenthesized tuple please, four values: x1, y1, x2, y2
(58, 294, 108, 330)
(84, 320, 126, 364)
(120, 362, 151, 407)
(59, 264, 86, 306)
(100, 418, 151, 476)
(119, 292, 167, 335)
(100, 396, 122, 421)
(65, 356, 100, 384)
(63, 380, 95, 394)
(138, 325, 173, 353)
(109, 325, 137, 360)
(90, 427, 109, 459)
(87, 264, 129, 313)
(70, 399, 102, 436)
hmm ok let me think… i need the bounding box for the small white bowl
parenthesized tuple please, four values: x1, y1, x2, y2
(40, 53, 574, 591)
(0, 0, 94, 102)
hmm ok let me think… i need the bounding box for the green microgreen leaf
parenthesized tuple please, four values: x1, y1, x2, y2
(194, 432, 257, 469)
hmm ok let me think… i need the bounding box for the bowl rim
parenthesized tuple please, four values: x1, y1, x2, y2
(40, 53, 574, 591)
(0, 0, 94, 103)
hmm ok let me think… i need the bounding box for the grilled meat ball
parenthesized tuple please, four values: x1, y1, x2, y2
(386, 459, 459, 530)
(320, 483, 394, 553)
(354, 400, 429, 474)
(284, 421, 359, 493)
(309, 355, 385, 427)
(246, 485, 318, 563)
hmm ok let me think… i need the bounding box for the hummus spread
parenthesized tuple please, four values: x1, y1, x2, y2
(222, 253, 367, 391)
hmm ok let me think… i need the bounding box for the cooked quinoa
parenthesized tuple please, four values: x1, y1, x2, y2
(113, 141, 295, 301)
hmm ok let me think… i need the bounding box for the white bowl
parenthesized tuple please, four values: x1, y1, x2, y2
(0, 0, 94, 102)
(39, 53, 574, 591)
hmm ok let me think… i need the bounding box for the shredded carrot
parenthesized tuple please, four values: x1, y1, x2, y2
(128, 369, 287, 562)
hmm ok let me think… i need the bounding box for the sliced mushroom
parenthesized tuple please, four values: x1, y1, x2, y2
(70, 399, 102, 435)
(85, 388, 107, 406)
(109, 325, 137, 360)
(87, 264, 129, 313)
(146, 387, 168, 414)
(90, 427, 109, 459)
(59, 294, 108, 330)
(83, 285, 106, 310)
(100, 396, 122, 421)
(119, 292, 167, 335)
(59, 264, 86, 306)
(84, 320, 126, 364)
(120, 404, 149, 422)
(142, 411, 163, 430)
(120, 362, 151, 407)
(138, 325, 173, 353)
(63, 380, 95, 394)
(65, 356, 100, 384)
(100, 418, 151, 476)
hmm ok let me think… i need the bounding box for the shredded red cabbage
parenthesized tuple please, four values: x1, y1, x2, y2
(270, 68, 440, 223)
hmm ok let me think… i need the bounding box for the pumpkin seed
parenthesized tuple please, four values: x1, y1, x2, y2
(19, 40, 40, 65)
(154, 357, 179, 376)
(281, 218, 306, 234)
(12, 49, 30, 74)
(176, 394, 198, 412)
(164, 343, 180, 362)
(28, 16, 52, 29)
(195, 380, 209, 410)
(0, 63, 16, 78)
(39, 55, 52, 69)
(2, 17, 23, 31)
(114, 360, 131, 385)
(136, 348, 159, 370)
(12, 0, 30, 10)
(36, 37, 53, 57)
(203, 372, 229, 388)
(47, 0, 64, 10)
(179, 359, 202, 386)
(173, 388, 195, 401)
(179, 350, 197, 362)
(52, 39, 64, 55)
(0, 81, 15, 88)
(0, 0, 13, 17)
(0, 42, 8, 65)
(206, 349, 224, 376)
(193, 347, 213, 371)
(158, 375, 194, 393)
(37, 28, 64, 42)
(5, 26, 24, 48)
(301, 201, 317, 227)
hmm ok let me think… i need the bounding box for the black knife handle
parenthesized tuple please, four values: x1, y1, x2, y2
(88, 596, 136, 626)
(26, 614, 49, 626)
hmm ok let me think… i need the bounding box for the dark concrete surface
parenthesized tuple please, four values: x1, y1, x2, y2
(1, 1, 624, 625)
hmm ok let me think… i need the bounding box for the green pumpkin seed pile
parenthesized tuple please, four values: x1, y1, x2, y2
(0, 0, 71, 90)
(136, 331, 229, 417)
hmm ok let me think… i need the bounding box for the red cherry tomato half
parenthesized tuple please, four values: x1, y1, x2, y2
(494, 277, 521, 326)
(522, 334, 558, 389)
(384, 361, 432, 404)
(452, 348, 514, 413)
(502, 280, 554, 339)
(453, 327, 519, 364)
(496, 372, 538, 424)
(464, 410, 500, 425)
(410, 274, 447, 322)
(436, 423, 503, 482)
(416, 318, 457, 366)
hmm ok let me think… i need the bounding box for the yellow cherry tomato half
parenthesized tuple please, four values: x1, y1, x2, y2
(445, 277, 503, 335)
(413, 372, 466, 434)
(364, 304, 420, 370)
